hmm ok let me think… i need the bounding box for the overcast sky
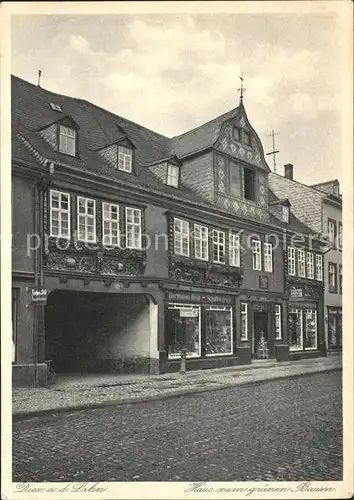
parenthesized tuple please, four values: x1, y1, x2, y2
(11, 12, 344, 185)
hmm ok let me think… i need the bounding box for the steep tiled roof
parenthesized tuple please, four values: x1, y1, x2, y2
(268, 188, 314, 235)
(12, 75, 170, 168)
(170, 107, 239, 157)
(310, 179, 342, 203)
(268, 173, 326, 233)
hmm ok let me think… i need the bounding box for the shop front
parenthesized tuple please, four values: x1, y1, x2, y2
(327, 306, 342, 350)
(161, 289, 247, 373)
(237, 294, 288, 362)
(287, 284, 325, 359)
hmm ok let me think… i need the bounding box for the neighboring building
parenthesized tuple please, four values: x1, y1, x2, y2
(12, 75, 326, 386)
(269, 167, 342, 351)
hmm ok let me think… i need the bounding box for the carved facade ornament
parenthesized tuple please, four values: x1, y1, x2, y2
(44, 250, 146, 277)
(169, 257, 242, 288)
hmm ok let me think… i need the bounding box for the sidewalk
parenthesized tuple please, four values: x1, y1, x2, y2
(13, 354, 341, 419)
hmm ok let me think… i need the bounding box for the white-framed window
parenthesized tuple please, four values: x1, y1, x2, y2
(264, 242, 273, 273)
(212, 230, 225, 264)
(118, 146, 133, 173)
(50, 190, 70, 238)
(167, 303, 201, 359)
(59, 125, 76, 156)
(240, 302, 248, 341)
(275, 304, 282, 340)
(282, 205, 290, 223)
(205, 306, 233, 356)
(77, 197, 96, 242)
(167, 164, 179, 188)
(315, 254, 323, 281)
(328, 219, 336, 245)
(174, 218, 190, 256)
(338, 222, 342, 249)
(297, 249, 306, 278)
(102, 202, 120, 247)
(306, 252, 314, 279)
(339, 265, 343, 294)
(229, 233, 241, 267)
(252, 240, 262, 271)
(328, 262, 337, 291)
(288, 247, 296, 276)
(125, 207, 142, 249)
(194, 224, 208, 261)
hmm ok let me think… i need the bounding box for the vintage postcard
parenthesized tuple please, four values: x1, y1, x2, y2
(1, 1, 353, 499)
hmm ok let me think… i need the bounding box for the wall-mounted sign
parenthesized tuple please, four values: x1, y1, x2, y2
(31, 287, 48, 305)
(259, 276, 269, 290)
(180, 308, 199, 318)
(290, 288, 303, 298)
(167, 291, 232, 304)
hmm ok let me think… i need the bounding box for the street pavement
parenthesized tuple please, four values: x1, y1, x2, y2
(12, 355, 341, 417)
(13, 371, 342, 482)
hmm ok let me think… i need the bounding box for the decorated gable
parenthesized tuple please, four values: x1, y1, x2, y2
(214, 109, 269, 172)
(213, 106, 270, 222)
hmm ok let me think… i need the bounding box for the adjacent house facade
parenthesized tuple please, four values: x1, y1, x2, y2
(269, 169, 342, 351)
(12, 75, 326, 386)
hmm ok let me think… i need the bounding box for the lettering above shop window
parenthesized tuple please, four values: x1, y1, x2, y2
(167, 291, 233, 304)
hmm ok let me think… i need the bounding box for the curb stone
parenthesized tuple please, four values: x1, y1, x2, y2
(13, 366, 341, 421)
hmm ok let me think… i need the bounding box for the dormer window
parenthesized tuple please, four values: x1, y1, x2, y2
(118, 146, 132, 172)
(282, 205, 290, 223)
(59, 125, 76, 156)
(167, 164, 179, 188)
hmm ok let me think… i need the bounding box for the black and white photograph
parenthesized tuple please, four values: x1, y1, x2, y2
(1, 1, 353, 499)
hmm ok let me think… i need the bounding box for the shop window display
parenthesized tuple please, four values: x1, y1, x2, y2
(304, 310, 317, 349)
(167, 304, 201, 359)
(289, 308, 318, 351)
(205, 306, 233, 356)
(328, 309, 342, 349)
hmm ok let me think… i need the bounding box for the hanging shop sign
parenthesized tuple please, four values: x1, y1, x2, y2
(31, 287, 48, 305)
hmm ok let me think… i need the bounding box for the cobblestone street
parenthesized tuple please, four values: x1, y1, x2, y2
(13, 372, 342, 482)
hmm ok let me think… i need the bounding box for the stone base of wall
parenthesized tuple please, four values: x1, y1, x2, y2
(275, 345, 290, 362)
(13, 363, 48, 387)
(160, 354, 250, 374)
(59, 356, 159, 375)
(289, 350, 324, 361)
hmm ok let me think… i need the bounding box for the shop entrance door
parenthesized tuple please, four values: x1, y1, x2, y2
(252, 311, 272, 359)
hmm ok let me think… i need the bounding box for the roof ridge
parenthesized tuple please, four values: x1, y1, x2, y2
(269, 172, 327, 196)
(310, 179, 339, 186)
(171, 106, 239, 140)
(11, 73, 171, 142)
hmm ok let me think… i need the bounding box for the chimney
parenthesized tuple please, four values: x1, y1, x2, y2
(284, 164, 294, 180)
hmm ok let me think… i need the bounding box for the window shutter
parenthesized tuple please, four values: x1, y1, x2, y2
(229, 161, 241, 198)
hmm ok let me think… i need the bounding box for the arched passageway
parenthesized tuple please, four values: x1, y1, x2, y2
(45, 290, 158, 374)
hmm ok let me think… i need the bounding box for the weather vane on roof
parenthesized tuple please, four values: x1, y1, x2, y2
(238, 73, 246, 102)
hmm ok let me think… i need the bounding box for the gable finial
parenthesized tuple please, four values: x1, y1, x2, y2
(238, 72, 246, 103)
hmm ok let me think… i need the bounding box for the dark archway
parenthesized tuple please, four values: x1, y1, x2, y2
(45, 290, 153, 373)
